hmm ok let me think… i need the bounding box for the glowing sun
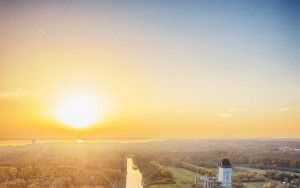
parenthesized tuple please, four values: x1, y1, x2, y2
(54, 92, 103, 128)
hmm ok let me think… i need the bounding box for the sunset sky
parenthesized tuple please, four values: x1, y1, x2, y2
(0, 1, 299, 139)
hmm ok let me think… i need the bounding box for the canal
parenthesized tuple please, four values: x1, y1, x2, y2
(126, 158, 143, 188)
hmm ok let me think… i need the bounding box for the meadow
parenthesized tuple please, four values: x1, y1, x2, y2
(150, 166, 200, 188)
(241, 182, 265, 188)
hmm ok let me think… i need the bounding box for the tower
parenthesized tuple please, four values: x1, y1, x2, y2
(218, 158, 232, 188)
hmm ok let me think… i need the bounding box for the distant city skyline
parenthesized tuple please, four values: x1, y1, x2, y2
(0, 0, 299, 138)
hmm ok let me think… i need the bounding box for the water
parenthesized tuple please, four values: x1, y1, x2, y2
(126, 158, 143, 188)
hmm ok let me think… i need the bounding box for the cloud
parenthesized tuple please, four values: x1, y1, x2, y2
(218, 113, 233, 118)
(0, 90, 36, 99)
(176, 109, 201, 114)
(280, 107, 289, 112)
(177, 107, 238, 118)
(228, 108, 236, 112)
(218, 107, 238, 118)
(177, 110, 191, 114)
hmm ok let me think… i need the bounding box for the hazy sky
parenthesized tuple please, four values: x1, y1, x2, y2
(0, 0, 299, 138)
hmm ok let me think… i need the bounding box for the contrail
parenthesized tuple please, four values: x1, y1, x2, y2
(35, 25, 47, 36)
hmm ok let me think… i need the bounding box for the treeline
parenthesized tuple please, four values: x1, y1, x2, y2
(0, 144, 127, 188)
(250, 157, 300, 169)
(175, 161, 216, 177)
(180, 150, 249, 168)
(133, 154, 175, 187)
(135, 154, 216, 178)
(264, 170, 299, 184)
(233, 170, 300, 187)
(233, 170, 264, 182)
(173, 149, 300, 171)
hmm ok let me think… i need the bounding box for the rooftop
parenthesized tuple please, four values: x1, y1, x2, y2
(220, 158, 232, 168)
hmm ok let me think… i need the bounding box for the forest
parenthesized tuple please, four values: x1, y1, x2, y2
(0, 139, 299, 188)
(0, 143, 126, 188)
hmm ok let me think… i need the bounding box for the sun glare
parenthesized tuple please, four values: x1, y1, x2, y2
(54, 92, 103, 128)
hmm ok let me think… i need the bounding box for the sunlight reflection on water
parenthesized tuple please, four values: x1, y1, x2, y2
(126, 158, 143, 188)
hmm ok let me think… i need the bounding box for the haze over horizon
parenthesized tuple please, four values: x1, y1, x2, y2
(0, 0, 299, 139)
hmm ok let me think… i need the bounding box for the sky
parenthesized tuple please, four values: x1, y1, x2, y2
(0, 0, 299, 139)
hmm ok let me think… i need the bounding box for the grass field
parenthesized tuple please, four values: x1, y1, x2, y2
(167, 166, 200, 184)
(150, 167, 271, 188)
(242, 182, 265, 188)
(149, 166, 201, 188)
(150, 185, 188, 188)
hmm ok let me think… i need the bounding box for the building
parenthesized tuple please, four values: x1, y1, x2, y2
(195, 176, 221, 188)
(279, 146, 300, 155)
(218, 158, 232, 188)
(294, 149, 300, 155)
(31, 139, 36, 144)
(279, 146, 293, 152)
(195, 158, 232, 188)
